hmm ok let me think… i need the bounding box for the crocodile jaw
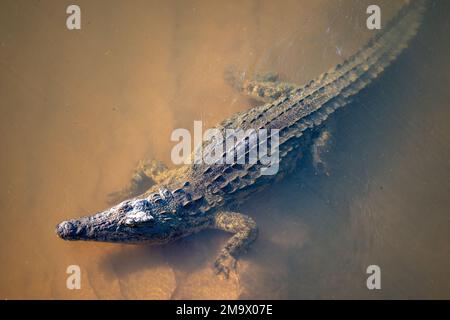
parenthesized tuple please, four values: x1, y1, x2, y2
(55, 213, 137, 243)
(55, 204, 176, 244)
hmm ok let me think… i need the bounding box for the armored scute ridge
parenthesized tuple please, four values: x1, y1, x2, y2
(56, 1, 428, 277)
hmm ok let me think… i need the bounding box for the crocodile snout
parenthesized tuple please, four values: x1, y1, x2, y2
(56, 220, 82, 240)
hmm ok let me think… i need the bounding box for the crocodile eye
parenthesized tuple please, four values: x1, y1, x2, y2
(124, 219, 137, 227)
(123, 211, 154, 227)
(133, 199, 151, 211)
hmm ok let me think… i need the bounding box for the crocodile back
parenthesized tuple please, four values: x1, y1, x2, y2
(161, 0, 428, 214)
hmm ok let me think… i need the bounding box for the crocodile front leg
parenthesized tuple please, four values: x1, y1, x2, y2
(212, 211, 258, 278)
(107, 159, 168, 204)
(225, 67, 299, 102)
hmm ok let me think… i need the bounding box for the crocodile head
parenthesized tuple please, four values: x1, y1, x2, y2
(56, 188, 184, 244)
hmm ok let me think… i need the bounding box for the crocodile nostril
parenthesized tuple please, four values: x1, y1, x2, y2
(56, 220, 76, 239)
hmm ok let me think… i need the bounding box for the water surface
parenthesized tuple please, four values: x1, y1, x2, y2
(0, 0, 449, 299)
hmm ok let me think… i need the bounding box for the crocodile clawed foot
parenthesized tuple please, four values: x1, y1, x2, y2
(211, 211, 257, 279)
(107, 171, 154, 204)
(254, 71, 280, 83)
(214, 253, 237, 279)
(224, 65, 298, 102)
(107, 159, 168, 204)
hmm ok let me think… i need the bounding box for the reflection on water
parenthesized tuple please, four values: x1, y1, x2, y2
(0, 0, 449, 299)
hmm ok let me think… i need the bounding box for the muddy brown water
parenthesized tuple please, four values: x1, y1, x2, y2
(0, 0, 449, 299)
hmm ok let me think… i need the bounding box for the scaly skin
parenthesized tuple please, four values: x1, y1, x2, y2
(56, 1, 427, 277)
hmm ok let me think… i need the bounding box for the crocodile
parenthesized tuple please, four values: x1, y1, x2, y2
(56, 0, 428, 277)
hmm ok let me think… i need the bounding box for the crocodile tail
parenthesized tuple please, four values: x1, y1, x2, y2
(300, 0, 428, 114)
(220, 0, 428, 145)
